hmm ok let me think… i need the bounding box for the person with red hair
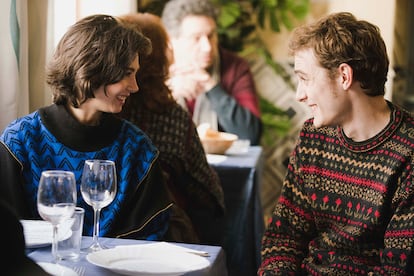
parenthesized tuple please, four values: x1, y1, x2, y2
(119, 12, 224, 243)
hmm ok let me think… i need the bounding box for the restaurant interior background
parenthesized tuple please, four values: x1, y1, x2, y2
(0, 0, 410, 223)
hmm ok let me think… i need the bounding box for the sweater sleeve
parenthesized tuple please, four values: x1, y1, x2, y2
(207, 84, 262, 145)
(206, 48, 262, 145)
(182, 115, 225, 214)
(109, 159, 173, 240)
(258, 143, 316, 275)
(376, 163, 414, 275)
(0, 142, 32, 218)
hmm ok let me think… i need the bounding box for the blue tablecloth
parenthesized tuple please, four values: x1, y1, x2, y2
(27, 236, 227, 275)
(199, 146, 264, 276)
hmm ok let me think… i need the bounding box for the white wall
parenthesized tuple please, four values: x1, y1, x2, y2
(327, 0, 396, 100)
(52, 0, 137, 48)
(328, 1, 395, 55)
(76, 0, 137, 19)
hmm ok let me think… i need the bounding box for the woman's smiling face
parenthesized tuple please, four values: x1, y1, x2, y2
(92, 55, 140, 114)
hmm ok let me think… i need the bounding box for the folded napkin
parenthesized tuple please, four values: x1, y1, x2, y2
(20, 220, 72, 248)
(206, 154, 227, 164)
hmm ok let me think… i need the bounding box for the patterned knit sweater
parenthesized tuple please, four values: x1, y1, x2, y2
(120, 101, 224, 242)
(259, 103, 414, 275)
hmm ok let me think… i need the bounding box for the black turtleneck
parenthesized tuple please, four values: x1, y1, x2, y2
(39, 104, 122, 152)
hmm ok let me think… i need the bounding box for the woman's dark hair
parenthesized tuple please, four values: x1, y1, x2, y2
(46, 14, 152, 107)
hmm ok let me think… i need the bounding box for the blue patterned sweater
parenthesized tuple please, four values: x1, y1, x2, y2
(0, 104, 172, 240)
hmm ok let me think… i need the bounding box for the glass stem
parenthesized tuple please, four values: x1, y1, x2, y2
(52, 224, 59, 263)
(92, 207, 101, 246)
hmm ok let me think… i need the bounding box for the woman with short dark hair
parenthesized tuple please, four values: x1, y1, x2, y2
(0, 14, 173, 241)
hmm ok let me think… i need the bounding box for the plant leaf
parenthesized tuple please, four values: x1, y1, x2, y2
(280, 10, 293, 30)
(269, 11, 280, 32)
(257, 5, 265, 28)
(217, 2, 242, 27)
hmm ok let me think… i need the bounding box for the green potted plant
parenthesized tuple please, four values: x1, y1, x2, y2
(213, 0, 309, 146)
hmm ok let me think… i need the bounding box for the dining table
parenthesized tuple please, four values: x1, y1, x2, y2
(27, 146, 264, 276)
(199, 145, 265, 276)
(27, 236, 228, 275)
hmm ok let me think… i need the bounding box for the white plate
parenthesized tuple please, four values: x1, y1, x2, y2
(86, 242, 210, 276)
(21, 219, 73, 248)
(37, 262, 78, 276)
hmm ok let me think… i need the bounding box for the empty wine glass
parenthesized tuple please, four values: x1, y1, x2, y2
(37, 170, 77, 263)
(81, 159, 117, 252)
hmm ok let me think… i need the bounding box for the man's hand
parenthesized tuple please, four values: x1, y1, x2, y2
(167, 64, 217, 101)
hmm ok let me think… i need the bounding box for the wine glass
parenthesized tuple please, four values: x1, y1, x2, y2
(37, 170, 77, 263)
(81, 159, 117, 252)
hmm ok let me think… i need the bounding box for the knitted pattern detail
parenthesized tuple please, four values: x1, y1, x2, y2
(126, 102, 224, 212)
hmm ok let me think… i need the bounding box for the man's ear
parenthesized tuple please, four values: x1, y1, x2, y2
(338, 63, 353, 90)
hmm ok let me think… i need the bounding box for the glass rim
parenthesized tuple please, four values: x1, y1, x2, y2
(41, 170, 75, 176)
(84, 159, 115, 165)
